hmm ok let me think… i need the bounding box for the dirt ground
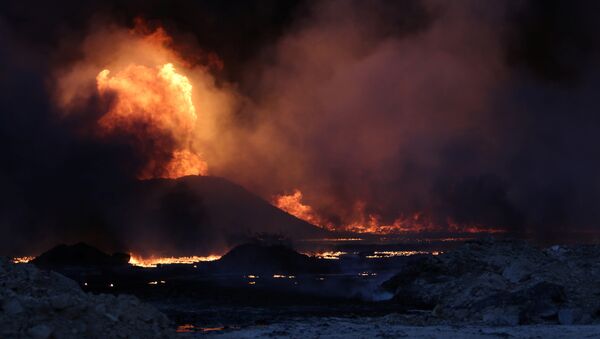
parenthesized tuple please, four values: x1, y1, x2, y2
(197, 317, 600, 338)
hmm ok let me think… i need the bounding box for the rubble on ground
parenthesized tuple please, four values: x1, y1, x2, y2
(382, 239, 600, 325)
(0, 257, 174, 338)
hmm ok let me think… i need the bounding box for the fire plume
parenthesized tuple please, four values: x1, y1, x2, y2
(96, 63, 207, 179)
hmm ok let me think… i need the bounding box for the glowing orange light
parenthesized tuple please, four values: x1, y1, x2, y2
(96, 62, 207, 179)
(309, 251, 349, 260)
(273, 190, 334, 230)
(12, 256, 35, 264)
(274, 189, 508, 235)
(128, 254, 221, 268)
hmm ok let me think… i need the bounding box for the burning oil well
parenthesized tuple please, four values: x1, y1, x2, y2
(3, 0, 600, 337)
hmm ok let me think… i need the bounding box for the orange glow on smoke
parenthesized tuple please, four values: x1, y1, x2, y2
(274, 189, 507, 235)
(97, 63, 207, 179)
(162, 149, 208, 179)
(55, 19, 239, 180)
(128, 254, 221, 268)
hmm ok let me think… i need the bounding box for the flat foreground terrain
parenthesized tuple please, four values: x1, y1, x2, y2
(201, 318, 600, 338)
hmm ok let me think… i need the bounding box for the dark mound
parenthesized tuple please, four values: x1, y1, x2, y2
(31, 242, 129, 268)
(123, 176, 330, 255)
(211, 243, 334, 274)
(7, 176, 330, 258)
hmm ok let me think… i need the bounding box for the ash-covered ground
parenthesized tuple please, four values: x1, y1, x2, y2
(7, 238, 600, 338)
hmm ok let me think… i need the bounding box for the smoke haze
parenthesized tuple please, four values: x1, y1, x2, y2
(2, 0, 600, 254)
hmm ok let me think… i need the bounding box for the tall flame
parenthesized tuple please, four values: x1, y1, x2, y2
(96, 63, 207, 179)
(273, 189, 335, 231)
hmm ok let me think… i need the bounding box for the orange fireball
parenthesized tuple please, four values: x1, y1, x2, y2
(96, 62, 208, 179)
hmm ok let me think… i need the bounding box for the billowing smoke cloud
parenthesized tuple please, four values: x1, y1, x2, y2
(220, 0, 509, 232)
(55, 20, 239, 179)
(2, 0, 600, 255)
(215, 0, 600, 236)
(217, 0, 600, 238)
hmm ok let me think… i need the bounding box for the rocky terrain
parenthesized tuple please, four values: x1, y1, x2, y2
(0, 257, 174, 338)
(200, 318, 600, 338)
(7, 238, 600, 338)
(382, 238, 600, 326)
(192, 239, 600, 337)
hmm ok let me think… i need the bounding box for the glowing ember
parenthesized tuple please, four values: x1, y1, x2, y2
(358, 272, 377, 277)
(365, 250, 441, 259)
(176, 324, 195, 333)
(148, 280, 166, 285)
(12, 256, 35, 264)
(128, 254, 221, 267)
(310, 251, 349, 260)
(272, 274, 296, 279)
(97, 62, 207, 179)
(176, 324, 225, 333)
(300, 238, 363, 242)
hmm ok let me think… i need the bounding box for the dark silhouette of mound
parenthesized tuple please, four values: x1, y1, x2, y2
(12, 176, 329, 257)
(123, 176, 329, 255)
(31, 242, 129, 268)
(210, 243, 334, 274)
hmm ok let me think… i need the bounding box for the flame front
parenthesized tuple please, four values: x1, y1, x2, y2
(128, 254, 221, 267)
(97, 63, 207, 179)
(273, 190, 334, 230)
(12, 256, 35, 264)
(274, 189, 506, 235)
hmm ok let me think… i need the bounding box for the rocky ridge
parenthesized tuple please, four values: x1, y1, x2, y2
(382, 239, 600, 325)
(0, 257, 174, 338)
